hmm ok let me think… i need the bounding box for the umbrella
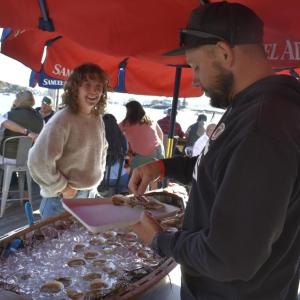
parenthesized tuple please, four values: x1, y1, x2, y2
(0, 26, 200, 157)
(1, 0, 299, 155)
(1, 28, 200, 97)
(208, 0, 300, 70)
(0, 0, 300, 70)
(0, 0, 199, 63)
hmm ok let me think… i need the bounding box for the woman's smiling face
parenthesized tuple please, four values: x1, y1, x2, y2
(77, 75, 104, 114)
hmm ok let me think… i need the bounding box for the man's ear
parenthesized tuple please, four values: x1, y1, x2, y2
(215, 41, 234, 68)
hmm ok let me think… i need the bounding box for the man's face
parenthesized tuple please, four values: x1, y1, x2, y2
(78, 75, 103, 113)
(186, 46, 234, 109)
(41, 103, 52, 114)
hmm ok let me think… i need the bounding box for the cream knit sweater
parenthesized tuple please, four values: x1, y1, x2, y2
(28, 108, 108, 197)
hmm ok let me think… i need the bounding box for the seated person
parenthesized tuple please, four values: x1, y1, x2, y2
(185, 114, 207, 146)
(102, 114, 129, 193)
(35, 96, 55, 123)
(0, 91, 43, 163)
(185, 113, 207, 156)
(193, 123, 217, 156)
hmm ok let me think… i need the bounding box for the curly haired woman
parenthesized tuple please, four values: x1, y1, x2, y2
(28, 63, 108, 219)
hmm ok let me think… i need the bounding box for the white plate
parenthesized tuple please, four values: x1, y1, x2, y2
(62, 197, 179, 233)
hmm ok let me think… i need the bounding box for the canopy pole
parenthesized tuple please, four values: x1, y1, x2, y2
(289, 68, 299, 79)
(166, 66, 182, 158)
(115, 58, 128, 92)
(55, 89, 60, 111)
(38, 0, 55, 31)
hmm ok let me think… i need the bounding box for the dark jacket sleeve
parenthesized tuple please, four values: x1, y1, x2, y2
(163, 156, 198, 185)
(156, 133, 298, 281)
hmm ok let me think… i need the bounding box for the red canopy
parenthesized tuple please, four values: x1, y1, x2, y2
(0, 0, 198, 65)
(1, 0, 299, 97)
(1, 28, 200, 96)
(210, 0, 300, 69)
(0, 0, 300, 69)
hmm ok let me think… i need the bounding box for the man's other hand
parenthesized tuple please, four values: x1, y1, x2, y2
(131, 211, 162, 245)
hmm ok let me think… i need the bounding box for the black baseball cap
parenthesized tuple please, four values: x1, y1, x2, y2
(164, 1, 264, 56)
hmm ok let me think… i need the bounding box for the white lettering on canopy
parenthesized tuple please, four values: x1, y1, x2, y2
(43, 78, 64, 86)
(264, 40, 300, 61)
(52, 64, 72, 78)
(280, 40, 294, 60)
(11, 29, 26, 39)
(264, 43, 279, 60)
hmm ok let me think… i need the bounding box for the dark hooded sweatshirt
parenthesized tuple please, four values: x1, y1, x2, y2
(157, 75, 300, 300)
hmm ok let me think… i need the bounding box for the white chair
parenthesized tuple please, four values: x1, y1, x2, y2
(0, 136, 33, 217)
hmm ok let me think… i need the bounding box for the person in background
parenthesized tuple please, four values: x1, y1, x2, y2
(35, 96, 55, 123)
(102, 113, 129, 194)
(0, 90, 43, 160)
(158, 108, 185, 138)
(28, 63, 108, 219)
(120, 100, 164, 173)
(185, 113, 207, 147)
(0, 114, 38, 143)
(158, 108, 185, 157)
(192, 123, 216, 156)
(129, 2, 300, 300)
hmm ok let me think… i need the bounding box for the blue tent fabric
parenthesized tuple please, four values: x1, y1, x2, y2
(29, 70, 64, 89)
(0, 28, 12, 42)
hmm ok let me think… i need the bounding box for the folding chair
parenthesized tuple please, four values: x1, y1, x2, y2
(0, 136, 33, 217)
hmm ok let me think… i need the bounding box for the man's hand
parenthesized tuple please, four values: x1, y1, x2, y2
(131, 211, 163, 245)
(129, 161, 162, 195)
(62, 185, 77, 199)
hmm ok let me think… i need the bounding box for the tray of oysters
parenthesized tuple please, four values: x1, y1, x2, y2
(62, 194, 180, 233)
(0, 216, 176, 300)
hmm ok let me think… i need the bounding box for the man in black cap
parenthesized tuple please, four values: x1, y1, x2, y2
(129, 2, 300, 300)
(36, 96, 55, 123)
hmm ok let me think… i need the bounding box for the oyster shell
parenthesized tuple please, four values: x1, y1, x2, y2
(111, 194, 128, 206)
(73, 243, 86, 252)
(89, 278, 108, 290)
(67, 258, 86, 267)
(55, 276, 72, 287)
(84, 250, 99, 259)
(40, 280, 63, 293)
(103, 231, 117, 239)
(92, 258, 107, 267)
(122, 231, 138, 242)
(89, 237, 106, 246)
(66, 287, 84, 300)
(83, 272, 102, 281)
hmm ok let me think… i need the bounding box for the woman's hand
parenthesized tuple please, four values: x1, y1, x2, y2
(62, 185, 77, 199)
(28, 132, 39, 142)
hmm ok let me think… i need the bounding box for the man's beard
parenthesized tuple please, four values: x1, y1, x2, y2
(204, 63, 234, 109)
